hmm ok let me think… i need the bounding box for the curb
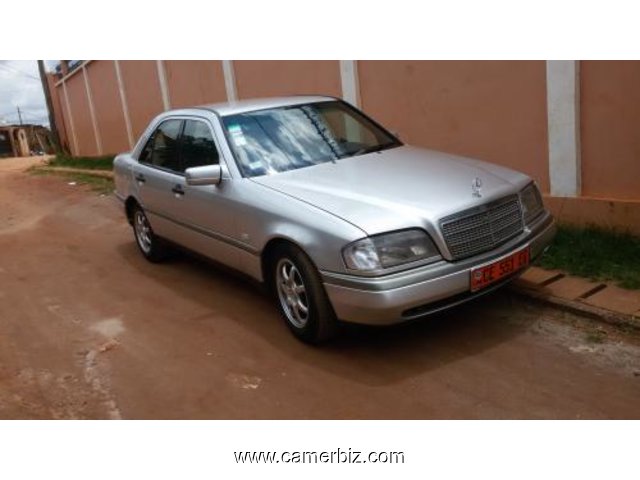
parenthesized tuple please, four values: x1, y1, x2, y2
(510, 284, 640, 332)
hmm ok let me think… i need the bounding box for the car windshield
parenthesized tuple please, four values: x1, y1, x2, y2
(221, 100, 401, 177)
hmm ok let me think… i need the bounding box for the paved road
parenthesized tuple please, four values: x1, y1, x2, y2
(1, 158, 639, 419)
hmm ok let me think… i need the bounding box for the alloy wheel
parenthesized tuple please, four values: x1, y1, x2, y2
(276, 258, 309, 328)
(134, 210, 152, 254)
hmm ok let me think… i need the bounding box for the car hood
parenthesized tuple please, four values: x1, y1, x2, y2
(250, 145, 531, 236)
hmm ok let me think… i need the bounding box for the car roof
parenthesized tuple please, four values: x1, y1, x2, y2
(196, 95, 338, 116)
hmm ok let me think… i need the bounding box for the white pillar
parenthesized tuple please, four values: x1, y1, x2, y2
(546, 60, 581, 197)
(222, 60, 238, 102)
(340, 60, 360, 107)
(156, 60, 171, 111)
(114, 61, 135, 149)
(82, 64, 103, 155)
(62, 80, 79, 156)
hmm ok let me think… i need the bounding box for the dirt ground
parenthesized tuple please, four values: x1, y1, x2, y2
(1, 156, 639, 419)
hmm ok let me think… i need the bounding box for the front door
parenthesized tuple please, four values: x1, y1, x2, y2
(169, 118, 240, 266)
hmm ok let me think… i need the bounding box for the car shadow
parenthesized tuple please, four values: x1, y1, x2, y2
(116, 241, 533, 387)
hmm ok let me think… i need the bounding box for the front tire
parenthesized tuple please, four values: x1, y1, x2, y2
(132, 205, 167, 262)
(271, 244, 338, 343)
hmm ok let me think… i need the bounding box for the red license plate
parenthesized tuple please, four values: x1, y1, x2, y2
(470, 248, 530, 292)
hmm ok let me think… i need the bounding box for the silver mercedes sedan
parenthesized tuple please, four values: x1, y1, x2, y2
(114, 95, 556, 343)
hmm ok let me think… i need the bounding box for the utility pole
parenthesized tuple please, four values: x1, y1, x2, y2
(17, 106, 23, 125)
(37, 60, 62, 154)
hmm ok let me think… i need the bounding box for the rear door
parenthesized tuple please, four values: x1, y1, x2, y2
(132, 118, 185, 241)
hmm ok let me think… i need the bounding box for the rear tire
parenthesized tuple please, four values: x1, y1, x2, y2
(270, 244, 338, 343)
(132, 204, 168, 263)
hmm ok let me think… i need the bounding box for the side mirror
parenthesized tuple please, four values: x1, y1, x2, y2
(185, 165, 222, 186)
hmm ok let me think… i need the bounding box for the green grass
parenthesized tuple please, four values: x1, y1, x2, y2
(48, 153, 115, 171)
(66, 173, 114, 194)
(30, 167, 114, 194)
(537, 225, 640, 290)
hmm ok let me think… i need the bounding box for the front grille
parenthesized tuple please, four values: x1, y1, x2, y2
(440, 195, 524, 260)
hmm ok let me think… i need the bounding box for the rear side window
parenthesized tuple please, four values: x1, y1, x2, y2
(180, 120, 219, 171)
(139, 119, 183, 172)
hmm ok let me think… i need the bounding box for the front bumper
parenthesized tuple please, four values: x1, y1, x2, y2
(321, 212, 556, 325)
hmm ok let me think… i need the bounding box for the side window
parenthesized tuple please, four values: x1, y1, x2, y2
(138, 134, 154, 164)
(180, 120, 219, 172)
(140, 119, 183, 172)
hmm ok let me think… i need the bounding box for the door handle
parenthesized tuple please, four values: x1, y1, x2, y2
(171, 184, 185, 196)
(134, 173, 146, 183)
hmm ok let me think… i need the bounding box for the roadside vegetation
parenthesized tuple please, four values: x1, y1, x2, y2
(47, 153, 115, 170)
(538, 225, 640, 290)
(30, 168, 114, 194)
(30, 153, 114, 194)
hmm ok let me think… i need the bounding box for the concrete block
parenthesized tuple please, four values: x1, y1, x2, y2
(583, 285, 640, 315)
(517, 266, 562, 287)
(542, 275, 602, 300)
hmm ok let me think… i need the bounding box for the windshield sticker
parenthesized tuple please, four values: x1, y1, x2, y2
(248, 161, 263, 171)
(228, 124, 247, 147)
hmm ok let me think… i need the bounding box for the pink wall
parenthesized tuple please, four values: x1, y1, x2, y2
(86, 61, 130, 154)
(164, 60, 227, 109)
(119, 61, 165, 140)
(580, 61, 640, 201)
(234, 61, 341, 99)
(359, 61, 550, 192)
(49, 60, 640, 207)
(64, 71, 97, 156)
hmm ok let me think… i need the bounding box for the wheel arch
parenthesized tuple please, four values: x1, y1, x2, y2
(260, 236, 315, 288)
(124, 196, 140, 226)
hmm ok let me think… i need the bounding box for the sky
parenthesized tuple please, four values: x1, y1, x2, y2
(0, 60, 52, 127)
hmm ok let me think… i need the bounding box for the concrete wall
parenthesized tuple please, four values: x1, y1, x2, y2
(65, 70, 96, 156)
(49, 60, 640, 222)
(359, 61, 550, 192)
(580, 61, 640, 201)
(545, 195, 640, 236)
(118, 61, 165, 141)
(86, 61, 129, 155)
(164, 60, 227, 109)
(234, 60, 341, 98)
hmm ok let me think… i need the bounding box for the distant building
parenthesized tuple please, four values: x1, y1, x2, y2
(0, 124, 54, 157)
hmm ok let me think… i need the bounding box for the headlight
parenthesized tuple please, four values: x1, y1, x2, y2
(520, 183, 544, 224)
(343, 229, 440, 272)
